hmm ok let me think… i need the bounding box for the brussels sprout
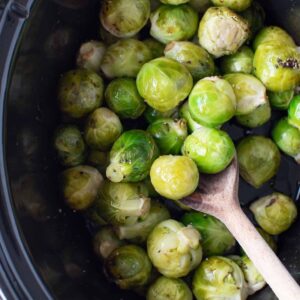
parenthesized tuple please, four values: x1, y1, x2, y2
(198, 7, 249, 58)
(147, 118, 188, 155)
(137, 57, 193, 112)
(150, 4, 199, 44)
(58, 69, 104, 118)
(93, 227, 125, 259)
(211, 0, 251, 12)
(230, 255, 266, 295)
(237, 136, 281, 188)
(84, 108, 122, 151)
(54, 125, 86, 167)
(105, 78, 146, 119)
(147, 276, 193, 300)
(193, 256, 247, 300)
(288, 95, 300, 130)
(116, 201, 171, 243)
(106, 130, 159, 183)
(181, 212, 236, 256)
(60, 165, 103, 211)
(164, 41, 215, 81)
(91, 180, 151, 226)
(253, 43, 300, 92)
(253, 26, 296, 51)
(100, 0, 150, 38)
(220, 46, 254, 74)
(179, 102, 203, 132)
(188, 77, 236, 127)
(144, 38, 165, 59)
(150, 156, 199, 201)
(272, 117, 300, 163)
(250, 192, 298, 235)
(224, 73, 267, 115)
(105, 245, 152, 289)
(76, 40, 106, 73)
(144, 106, 179, 124)
(161, 0, 189, 4)
(87, 150, 109, 174)
(147, 219, 202, 278)
(101, 39, 152, 78)
(268, 90, 294, 110)
(189, 0, 211, 13)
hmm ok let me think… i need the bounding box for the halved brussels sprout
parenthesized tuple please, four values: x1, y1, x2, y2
(54, 125, 86, 167)
(181, 212, 236, 256)
(193, 256, 247, 300)
(105, 78, 146, 119)
(87, 150, 109, 174)
(268, 90, 294, 110)
(188, 77, 236, 127)
(237, 136, 281, 188)
(106, 130, 159, 183)
(105, 245, 152, 289)
(164, 41, 215, 81)
(147, 219, 202, 278)
(288, 95, 300, 130)
(179, 102, 203, 132)
(101, 39, 152, 78)
(144, 38, 165, 59)
(58, 69, 104, 118)
(100, 0, 150, 38)
(144, 106, 179, 124)
(147, 118, 188, 155)
(220, 46, 254, 74)
(76, 40, 106, 73)
(147, 276, 193, 300)
(150, 4, 199, 44)
(150, 155, 199, 201)
(189, 0, 211, 13)
(60, 165, 103, 211)
(272, 117, 300, 163)
(250, 192, 298, 235)
(137, 57, 193, 112)
(182, 126, 235, 174)
(198, 7, 249, 58)
(211, 0, 252, 12)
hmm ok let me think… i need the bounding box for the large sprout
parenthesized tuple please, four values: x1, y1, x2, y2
(268, 90, 294, 110)
(211, 0, 252, 12)
(150, 4, 199, 44)
(144, 106, 179, 124)
(288, 95, 300, 130)
(100, 0, 150, 38)
(179, 102, 203, 132)
(147, 219, 202, 278)
(137, 57, 193, 112)
(198, 7, 249, 58)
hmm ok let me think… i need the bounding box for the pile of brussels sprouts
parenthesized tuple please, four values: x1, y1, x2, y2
(54, 0, 300, 298)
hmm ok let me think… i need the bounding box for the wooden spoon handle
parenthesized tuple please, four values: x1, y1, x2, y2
(222, 204, 300, 300)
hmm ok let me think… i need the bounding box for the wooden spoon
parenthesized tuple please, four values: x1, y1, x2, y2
(181, 157, 300, 300)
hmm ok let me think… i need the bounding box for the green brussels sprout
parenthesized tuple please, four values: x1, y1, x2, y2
(150, 4, 199, 44)
(288, 95, 300, 130)
(100, 0, 150, 38)
(193, 256, 247, 300)
(188, 77, 236, 127)
(91, 180, 151, 226)
(230, 255, 266, 295)
(87, 150, 109, 174)
(106, 130, 159, 183)
(147, 219, 202, 278)
(144, 106, 179, 124)
(220, 46, 254, 74)
(137, 57, 193, 112)
(147, 276, 193, 300)
(93, 227, 125, 259)
(272, 117, 300, 163)
(237, 136, 281, 188)
(253, 42, 300, 92)
(54, 125, 86, 167)
(147, 118, 188, 155)
(60, 165, 103, 211)
(58, 69, 104, 118)
(211, 0, 252, 12)
(268, 90, 294, 110)
(182, 127, 235, 174)
(105, 78, 146, 119)
(198, 7, 249, 58)
(84, 108, 122, 151)
(253, 26, 296, 51)
(143, 38, 165, 59)
(150, 155, 199, 200)
(164, 41, 215, 81)
(105, 245, 152, 289)
(101, 39, 152, 78)
(224, 73, 267, 115)
(189, 0, 211, 13)
(181, 212, 236, 256)
(116, 201, 171, 243)
(76, 40, 106, 73)
(250, 192, 298, 235)
(179, 102, 203, 132)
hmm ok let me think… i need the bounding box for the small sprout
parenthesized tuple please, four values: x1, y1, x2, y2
(87, 150, 109, 174)
(268, 90, 294, 110)
(179, 102, 203, 133)
(143, 38, 165, 59)
(144, 106, 179, 124)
